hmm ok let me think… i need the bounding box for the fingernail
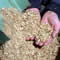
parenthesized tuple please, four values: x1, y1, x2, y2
(45, 22, 48, 24)
(44, 43, 48, 46)
(53, 34, 55, 38)
(26, 37, 31, 40)
(30, 36, 35, 40)
(35, 41, 39, 45)
(39, 42, 44, 46)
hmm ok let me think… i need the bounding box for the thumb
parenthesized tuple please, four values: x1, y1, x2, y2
(27, 8, 41, 20)
(41, 13, 48, 24)
(44, 37, 53, 45)
(52, 25, 60, 38)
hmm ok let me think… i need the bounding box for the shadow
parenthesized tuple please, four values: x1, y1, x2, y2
(57, 33, 60, 43)
(55, 47, 60, 60)
(0, 31, 10, 46)
(33, 41, 43, 49)
(55, 33, 60, 60)
(26, 39, 43, 49)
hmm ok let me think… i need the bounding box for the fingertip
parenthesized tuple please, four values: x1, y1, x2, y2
(30, 36, 36, 40)
(44, 42, 48, 46)
(53, 34, 56, 38)
(26, 37, 31, 41)
(29, 8, 39, 12)
(35, 41, 39, 45)
(52, 31, 58, 38)
(38, 42, 44, 46)
(44, 37, 53, 46)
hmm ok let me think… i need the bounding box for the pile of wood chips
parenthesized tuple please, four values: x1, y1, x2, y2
(0, 8, 59, 60)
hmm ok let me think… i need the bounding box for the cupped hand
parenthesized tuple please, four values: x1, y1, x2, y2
(39, 11, 60, 46)
(26, 8, 60, 46)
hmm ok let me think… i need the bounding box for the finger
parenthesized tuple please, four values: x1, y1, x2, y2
(59, 22, 60, 30)
(29, 8, 40, 13)
(30, 36, 36, 40)
(27, 8, 41, 20)
(41, 12, 48, 24)
(44, 37, 53, 46)
(26, 35, 36, 41)
(38, 42, 44, 46)
(26, 37, 31, 41)
(34, 38, 44, 46)
(44, 25, 59, 45)
(52, 25, 60, 38)
(34, 38, 40, 45)
(35, 41, 39, 45)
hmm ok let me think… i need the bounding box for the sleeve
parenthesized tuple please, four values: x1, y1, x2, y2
(51, 0, 60, 4)
(46, 0, 60, 19)
(29, 0, 42, 9)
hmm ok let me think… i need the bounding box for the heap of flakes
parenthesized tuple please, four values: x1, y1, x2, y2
(1, 8, 53, 43)
(36, 23, 53, 43)
(0, 8, 59, 60)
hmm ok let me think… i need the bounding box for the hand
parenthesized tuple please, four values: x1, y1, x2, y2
(26, 8, 42, 45)
(39, 11, 60, 46)
(26, 8, 60, 47)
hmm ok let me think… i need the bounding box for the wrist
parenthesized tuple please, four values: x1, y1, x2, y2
(47, 2, 60, 20)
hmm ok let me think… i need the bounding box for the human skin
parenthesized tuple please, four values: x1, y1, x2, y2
(26, 8, 60, 46)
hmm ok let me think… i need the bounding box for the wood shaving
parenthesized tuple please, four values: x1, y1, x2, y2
(0, 8, 59, 60)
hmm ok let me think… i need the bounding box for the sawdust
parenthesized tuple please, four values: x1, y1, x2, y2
(0, 8, 59, 60)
